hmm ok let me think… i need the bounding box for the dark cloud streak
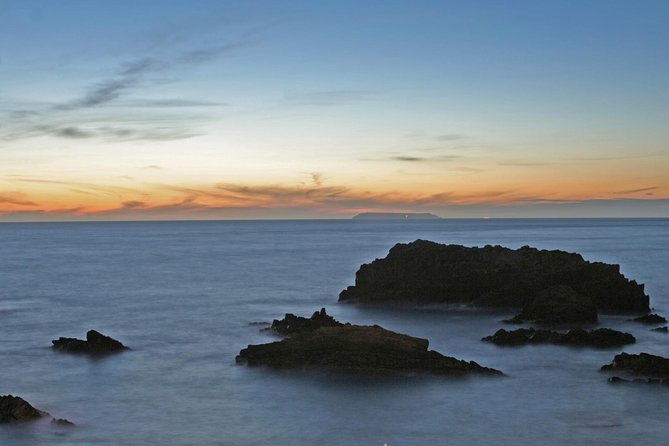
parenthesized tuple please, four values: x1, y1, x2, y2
(613, 186, 658, 194)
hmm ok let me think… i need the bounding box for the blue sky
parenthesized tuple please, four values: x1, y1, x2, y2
(1, 1, 668, 219)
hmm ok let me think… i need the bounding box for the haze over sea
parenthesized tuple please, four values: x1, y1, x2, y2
(1, 218, 668, 445)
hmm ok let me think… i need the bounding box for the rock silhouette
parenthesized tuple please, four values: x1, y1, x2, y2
(52, 330, 128, 355)
(631, 313, 667, 324)
(601, 352, 669, 377)
(483, 327, 635, 347)
(238, 325, 502, 376)
(340, 240, 649, 323)
(264, 308, 343, 336)
(0, 395, 46, 423)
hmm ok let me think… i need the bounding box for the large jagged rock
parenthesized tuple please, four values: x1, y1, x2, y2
(601, 352, 669, 377)
(52, 330, 128, 355)
(482, 327, 635, 347)
(0, 395, 47, 423)
(237, 325, 502, 376)
(339, 240, 649, 322)
(264, 308, 343, 336)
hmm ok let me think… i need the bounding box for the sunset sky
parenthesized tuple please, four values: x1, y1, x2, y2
(1, 1, 668, 220)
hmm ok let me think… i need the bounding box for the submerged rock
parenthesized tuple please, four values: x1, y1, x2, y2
(608, 376, 669, 385)
(652, 326, 668, 333)
(483, 327, 635, 347)
(52, 330, 128, 355)
(51, 418, 75, 427)
(601, 352, 669, 377)
(339, 241, 649, 323)
(0, 395, 47, 423)
(237, 325, 502, 376)
(264, 308, 343, 336)
(631, 313, 667, 324)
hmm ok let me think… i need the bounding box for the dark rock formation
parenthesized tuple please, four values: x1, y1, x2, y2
(504, 285, 598, 324)
(601, 352, 669, 377)
(264, 308, 343, 336)
(652, 326, 668, 333)
(0, 395, 74, 426)
(237, 325, 502, 376)
(52, 330, 128, 354)
(51, 418, 75, 427)
(631, 313, 667, 324)
(0, 395, 47, 423)
(483, 327, 635, 347)
(339, 240, 649, 323)
(608, 376, 669, 385)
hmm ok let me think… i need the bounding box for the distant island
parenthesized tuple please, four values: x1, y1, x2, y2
(352, 212, 441, 220)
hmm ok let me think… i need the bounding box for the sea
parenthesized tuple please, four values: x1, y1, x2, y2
(1, 218, 668, 446)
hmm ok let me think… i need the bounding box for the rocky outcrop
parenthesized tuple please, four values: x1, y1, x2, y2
(482, 327, 635, 347)
(0, 395, 47, 423)
(237, 325, 502, 376)
(264, 308, 343, 336)
(652, 326, 668, 333)
(52, 330, 128, 355)
(339, 240, 649, 323)
(504, 285, 598, 324)
(0, 395, 75, 426)
(631, 313, 667, 324)
(601, 352, 669, 377)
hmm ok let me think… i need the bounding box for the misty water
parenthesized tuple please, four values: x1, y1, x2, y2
(1, 219, 668, 445)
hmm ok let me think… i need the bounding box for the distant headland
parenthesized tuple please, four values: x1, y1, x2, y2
(352, 212, 441, 220)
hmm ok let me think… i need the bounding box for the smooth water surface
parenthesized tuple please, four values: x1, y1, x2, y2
(1, 219, 668, 445)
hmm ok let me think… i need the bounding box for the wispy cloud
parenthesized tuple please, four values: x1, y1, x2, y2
(283, 89, 382, 106)
(1, 31, 257, 144)
(54, 40, 247, 112)
(122, 99, 229, 107)
(436, 134, 465, 141)
(11, 177, 146, 198)
(54, 58, 163, 111)
(309, 172, 324, 187)
(564, 152, 669, 162)
(0, 192, 36, 207)
(613, 186, 658, 194)
(4, 124, 199, 142)
(364, 153, 462, 163)
(3, 176, 669, 221)
(497, 160, 554, 167)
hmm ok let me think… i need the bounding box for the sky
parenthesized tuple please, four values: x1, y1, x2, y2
(1, 0, 668, 220)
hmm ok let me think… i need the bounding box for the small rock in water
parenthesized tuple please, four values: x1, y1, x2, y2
(51, 418, 75, 427)
(52, 330, 129, 355)
(601, 352, 669, 377)
(631, 313, 667, 324)
(608, 376, 669, 385)
(652, 326, 668, 333)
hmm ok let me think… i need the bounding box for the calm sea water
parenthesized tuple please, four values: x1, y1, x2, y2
(1, 219, 668, 445)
